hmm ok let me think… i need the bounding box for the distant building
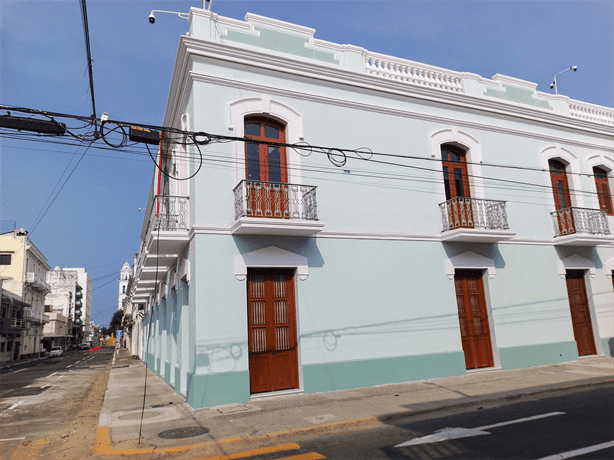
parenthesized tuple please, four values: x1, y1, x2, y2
(118, 262, 132, 310)
(44, 267, 84, 350)
(64, 267, 92, 341)
(0, 229, 51, 361)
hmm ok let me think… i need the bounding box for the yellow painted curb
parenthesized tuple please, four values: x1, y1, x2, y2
(94, 416, 382, 456)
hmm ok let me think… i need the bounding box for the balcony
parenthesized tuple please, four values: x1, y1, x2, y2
(551, 207, 612, 246)
(231, 180, 325, 236)
(440, 197, 516, 243)
(141, 195, 190, 280)
(25, 272, 51, 294)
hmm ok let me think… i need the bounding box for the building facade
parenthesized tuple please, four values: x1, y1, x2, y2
(118, 262, 132, 311)
(44, 267, 84, 350)
(65, 267, 92, 342)
(0, 229, 51, 360)
(129, 10, 614, 408)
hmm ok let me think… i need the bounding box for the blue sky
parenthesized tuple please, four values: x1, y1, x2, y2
(1, 0, 612, 329)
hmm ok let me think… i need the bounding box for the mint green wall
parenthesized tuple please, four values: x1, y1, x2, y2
(188, 60, 611, 242)
(304, 352, 466, 394)
(499, 341, 578, 370)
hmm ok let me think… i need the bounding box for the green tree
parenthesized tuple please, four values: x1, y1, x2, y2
(109, 310, 124, 335)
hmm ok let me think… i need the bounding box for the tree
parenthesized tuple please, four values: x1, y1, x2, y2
(109, 310, 124, 334)
(100, 327, 108, 338)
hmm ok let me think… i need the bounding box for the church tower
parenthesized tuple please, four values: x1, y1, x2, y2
(118, 262, 132, 310)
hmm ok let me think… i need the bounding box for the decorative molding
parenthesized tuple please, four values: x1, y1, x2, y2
(228, 96, 304, 185)
(188, 71, 614, 154)
(539, 145, 585, 209)
(430, 128, 485, 202)
(558, 253, 597, 279)
(445, 250, 496, 280)
(234, 245, 309, 281)
(172, 36, 614, 140)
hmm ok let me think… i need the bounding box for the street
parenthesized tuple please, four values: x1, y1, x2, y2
(1, 352, 612, 459)
(288, 384, 614, 459)
(0, 347, 114, 458)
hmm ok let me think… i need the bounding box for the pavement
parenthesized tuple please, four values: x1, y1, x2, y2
(97, 348, 614, 455)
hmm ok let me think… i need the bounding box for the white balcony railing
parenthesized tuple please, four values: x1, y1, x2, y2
(440, 197, 510, 232)
(551, 207, 610, 237)
(365, 52, 464, 93)
(568, 102, 614, 126)
(233, 180, 319, 221)
(147, 195, 189, 234)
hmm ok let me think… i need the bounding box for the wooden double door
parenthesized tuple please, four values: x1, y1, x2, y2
(565, 270, 597, 356)
(247, 268, 299, 394)
(454, 270, 494, 369)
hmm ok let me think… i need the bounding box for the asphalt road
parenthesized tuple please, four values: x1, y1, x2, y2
(278, 384, 614, 460)
(0, 347, 114, 454)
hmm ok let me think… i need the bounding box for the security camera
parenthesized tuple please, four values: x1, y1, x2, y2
(571, 66, 577, 71)
(550, 82, 555, 89)
(149, 13, 155, 24)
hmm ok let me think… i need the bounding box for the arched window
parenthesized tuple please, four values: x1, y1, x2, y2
(593, 167, 613, 216)
(441, 144, 471, 200)
(549, 160, 572, 211)
(244, 117, 287, 184)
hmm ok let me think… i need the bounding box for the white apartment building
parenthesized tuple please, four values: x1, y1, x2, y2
(0, 229, 50, 360)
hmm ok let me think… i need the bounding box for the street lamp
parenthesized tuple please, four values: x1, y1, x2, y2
(148, 0, 211, 24)
(550, 66, 578, 95)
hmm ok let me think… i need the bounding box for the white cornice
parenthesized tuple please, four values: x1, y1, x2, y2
(188, 72, 613, 153)
(189, 225, 613, 247)
(165, 37, 613, 141)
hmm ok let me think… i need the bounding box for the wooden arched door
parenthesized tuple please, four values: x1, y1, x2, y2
(549, 160, 574, 235)
(442, 144, 473, 229)
(244, 117, 289, 219)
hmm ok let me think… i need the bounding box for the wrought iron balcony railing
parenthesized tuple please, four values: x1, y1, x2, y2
(551, 207, 610, 237)
(440, 197, 510, 232)
(233, 180, 319, 221)
(148, 195, 189, 233)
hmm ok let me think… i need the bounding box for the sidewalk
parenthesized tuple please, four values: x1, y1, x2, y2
(98, 348, 614, 453)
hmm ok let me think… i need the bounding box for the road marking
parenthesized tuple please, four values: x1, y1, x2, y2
(0, 438, 26, 442)
(46, 372, 58, 378)
(395, 412, 566, 447)
(276, 453, 326, 460)
(57, 375, 63, 379)
(13, 369, 25, 373)
(8, 401, 24, 410)
(538, 440, 614, 459)
(66, 365, 71, 368)
(41, 384, 50, 389)
(195, 443, 302, 460)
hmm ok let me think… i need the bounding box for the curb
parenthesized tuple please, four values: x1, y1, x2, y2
(95, 374, 614, 456)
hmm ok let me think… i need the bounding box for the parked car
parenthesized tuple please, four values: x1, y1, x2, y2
(79, 343, 90, 350)
(49, 346, 63, 357)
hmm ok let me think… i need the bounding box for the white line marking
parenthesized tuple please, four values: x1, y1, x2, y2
(57, 375, 63, 379)
(66, 365, 71, 368)
(0, 438, 26, 442)
(7, 401, 24, 410)
(46, 372, 58, 378)
(41, 385, 50, 389)
(477, 411, 566, 430)
(395, 412, 566, 447)
(538, 440, 614, 459)
(13, 369, 24, 373)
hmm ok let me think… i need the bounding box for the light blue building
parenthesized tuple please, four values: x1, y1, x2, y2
(128, 9, 614, 409)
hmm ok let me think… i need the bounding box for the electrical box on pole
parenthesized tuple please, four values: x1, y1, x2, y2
(0, 115, 66, 135)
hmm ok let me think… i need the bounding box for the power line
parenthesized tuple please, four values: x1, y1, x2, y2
(79, 0, 97, 123)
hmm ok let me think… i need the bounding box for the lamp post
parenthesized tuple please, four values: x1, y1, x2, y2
(550, 66, 578, 95)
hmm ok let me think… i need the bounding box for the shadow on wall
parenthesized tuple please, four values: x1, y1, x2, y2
(189, 292, 588, 374)
(232, 235, 324, 267)
(609, 338, 614, 357)
(441, 242, 506, 269)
